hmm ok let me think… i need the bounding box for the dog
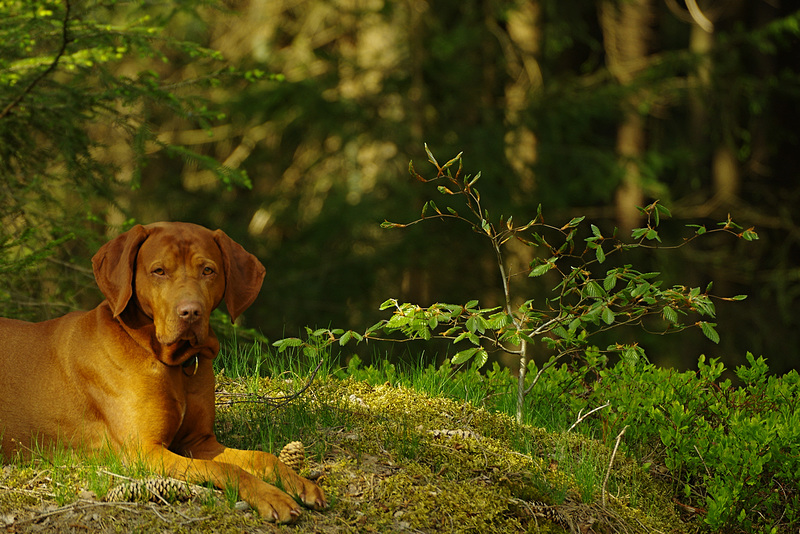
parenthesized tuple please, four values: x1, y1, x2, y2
(0, 222, 327, 523)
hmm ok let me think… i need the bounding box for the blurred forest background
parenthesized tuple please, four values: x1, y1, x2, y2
(1, 0, 799, 373)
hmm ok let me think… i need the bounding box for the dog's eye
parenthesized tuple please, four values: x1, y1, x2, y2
(202, 266, 215, 276)
(152, 267, 165, 276)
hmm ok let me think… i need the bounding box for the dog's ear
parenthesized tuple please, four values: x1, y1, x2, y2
(92, 225, 149, 317)
(212, 229, 266, 322)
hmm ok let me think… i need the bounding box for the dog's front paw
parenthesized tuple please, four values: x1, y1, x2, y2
(252, 484, 304, 523)
(295, 475, 328, 510)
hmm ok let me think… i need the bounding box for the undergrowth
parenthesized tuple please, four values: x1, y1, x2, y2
(2, 341, 796, 533)
(343, 349, 800, 532)
(229, 339, 800, 533)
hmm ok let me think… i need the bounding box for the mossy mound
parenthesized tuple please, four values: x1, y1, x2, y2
(304, 378, 687, 533)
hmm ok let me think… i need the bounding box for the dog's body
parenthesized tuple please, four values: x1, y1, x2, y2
(0, 222, 326, 523)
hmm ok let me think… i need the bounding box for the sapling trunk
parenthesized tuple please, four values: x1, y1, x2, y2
(516, 339, 528, 423)
(491, 235, 528, 423)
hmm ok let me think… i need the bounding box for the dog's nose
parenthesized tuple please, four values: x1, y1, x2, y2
(177, 301, 203, 323)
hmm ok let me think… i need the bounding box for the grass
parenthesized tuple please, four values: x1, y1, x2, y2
(1, 340, 769, 533)
(214, 341, 688, 531)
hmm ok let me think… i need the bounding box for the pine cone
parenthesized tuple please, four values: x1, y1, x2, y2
(105, 476, 193, 503)
(278, 441, 305, 472)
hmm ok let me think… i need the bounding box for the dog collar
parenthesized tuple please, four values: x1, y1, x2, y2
(182, 354, 199, 376)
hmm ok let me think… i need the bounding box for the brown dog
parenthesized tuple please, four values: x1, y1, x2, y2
(0, 222, 326, 523)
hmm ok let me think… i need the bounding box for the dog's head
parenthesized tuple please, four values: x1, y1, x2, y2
(91, 222, 265, 347)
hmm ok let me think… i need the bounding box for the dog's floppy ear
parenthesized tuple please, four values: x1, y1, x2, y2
(92, 225, 150, 317)
(212, 229, 266, 322)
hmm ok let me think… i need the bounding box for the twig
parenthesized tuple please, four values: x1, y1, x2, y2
(0, 484, 56, 499)
(686, 0, 714, 32)
(693, 444, 712, 479)
(567, 402, 611, 432)
(146, 502, 170, 522)
(602, 425, 628, 507)
(522, 350, 563, 396)
(14, 500, 137, 526)
(96, 469, 138, 482)
(0, 0, 72, 120)
(215, 357, 324, 409)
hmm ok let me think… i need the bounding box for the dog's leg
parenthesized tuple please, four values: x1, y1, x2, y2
(137, 445, 306, 523)
(208, 446, 327, 510)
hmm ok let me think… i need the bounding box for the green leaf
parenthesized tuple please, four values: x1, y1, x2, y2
(602, 306, 615, 325)
(453, 331, 478, 345)
(646, 228, 660, 241)
(565, 216, 585, 228)
(662, 306, 678, 323)
(529, 260, 553, 277)
(699, 321, 720, 344)
(742, 228, 759, 241)
(583, 281, 605, 299)
(442, 152, 463, 169)
(272, 337, 303, 352)
(622, 345, 640, 365)
(424, 142, 439, 167)
(474, 349, 488, 368)
(603, 272, 617, 291)
(452, 347, 480, 365)
(687, 224, 707, 235)
(466, 315, 484, 334)
(595, 245, 606, 264)
(631, 283, 649, 298)
(366, 322, 385, 335)
(591, 224, 602, 238)
(339, 330, 352, 346)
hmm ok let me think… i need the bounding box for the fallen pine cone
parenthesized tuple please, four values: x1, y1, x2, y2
(278, 441, 305, 472)
(105, 476, 196, 503)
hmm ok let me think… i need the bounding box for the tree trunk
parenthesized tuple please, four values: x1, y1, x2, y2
(600, 0, 652, 233)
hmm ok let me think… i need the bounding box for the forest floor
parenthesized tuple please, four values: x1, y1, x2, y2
(0, 375, 697, 534)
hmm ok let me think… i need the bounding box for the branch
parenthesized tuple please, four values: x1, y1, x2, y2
(215, 357, 324, 410)
(0, 0, 72, 120)
(602, 425, 628, 507)
(685, 0, 714, 33)
(567, 402, 611, 432)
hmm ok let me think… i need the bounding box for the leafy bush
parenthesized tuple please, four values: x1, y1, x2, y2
(273, 147, 785, 531)
(276, 147, 755, 422)
(521, 352, 800, 532)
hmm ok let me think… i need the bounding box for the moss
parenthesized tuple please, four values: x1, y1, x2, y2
(0, 466, 41, 512)
(304, 377, 689, 533)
